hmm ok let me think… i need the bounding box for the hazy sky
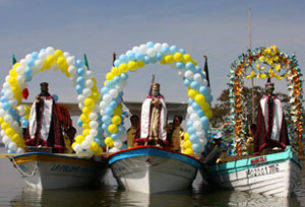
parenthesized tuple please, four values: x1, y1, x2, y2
(0, 0, 304, 105)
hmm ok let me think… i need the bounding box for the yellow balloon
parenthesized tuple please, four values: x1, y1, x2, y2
(160, 58, 167, 65)
(84, 98, 95, 108)
(184, 132, 190, 140)
(105, 136, 113, 145)
(12, 134, 20, 142)
(111, 67, 120, 76)
(183, 54, 192, 62)
(112, 115, 122, 125)
(188, 89, 198, 99)
(75, 135, 85, 143)
(9, 69, 18, 77)
(128, 61, 137, 71)
(119, 63, 128, 73)
(46, 55, 56, 65)
(113, 107, 122, 116)
(89, 141, 99, 152)
(195, 94, 205, 105)
(80, 114, 89, 123)
(0, 117, 4, 124)
(57, 57, 66, 67)
(184, 148, 194, 155)
(8, 77, 17, 86)
(108, 124, 118, 133)
(5, 128, 14, 137)
(106, 72, 113, 80)
(183, 140, 192, 149)
(201, 102, 210, 111)
(54, 50, 63, 58)
(137, 61, 145, 68)
(1, 122, 9, 130)
(174, 52, 183, 62)
(83, 129, 90, 137)
(165, 55, 174, 63)
(205, 109, 213, 119)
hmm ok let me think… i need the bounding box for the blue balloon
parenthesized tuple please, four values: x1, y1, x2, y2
(187, 120, 193, 128)
(109, 100, 118, 109)
(183, 79, 191, 87)
(119, 54, 127, 63)
(102, 123, 108, 130)
(170, 45, 178, 54)
(189, 134, 198, 143)
(52, 94, 58, 102)
(144, 56, 150, 64)
(105, 107, 113, 116)
(1, 96, 8, 103)
(127, 52, 135, 61)
(31, 52, 39, 59)
(76, 59, 83, 68)
(102, 115, 111, 124)
(150, 57, 157, 63)
(77, 120, 83, 127)
(1, 89, 5, 96)
(120, 73, 128, 80)
(185, 62, 194, 70)
(25, 67, 32, 76)
(156, 52, 163, 61)
(192, 143, 200, 153)
(21, 119, 29, 128)
(160, 45, 170, 54)
(188, 98, 194, 104)
(77, 67, 85, 76)
(176, 62, 185, 69)
(194, 66, 201, 73)
(106, 80, 114, 88)
(111, 133, 119, 141)
(200, 117, 209, 128)
(113, 76, 120, 84)
(25, 73, 32, 82)
(179, 48, 186, 54)
(187, 126, 196, 135)
(100, 87, 109, 95)
(114, 59, 121, 67)
(192, 102, 200, 110)
(190, 81, 200, 90)
(7, 149, 15, 154)
(197, 109, 204, 117)
(199, 86, 209, 96)
(27, 58, 35, 67)
(135, 53, 145, 61)
(2, 102, 10, 110)
(40, 48, 46, 53)
(76, 85, 83, 94)
(146, 41, 154, 48)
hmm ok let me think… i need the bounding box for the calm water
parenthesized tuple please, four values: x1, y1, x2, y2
(1, 147, 305, 207)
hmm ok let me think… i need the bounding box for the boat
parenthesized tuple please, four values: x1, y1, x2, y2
(203, 45, 304, 197)
(9, 151, 107, 190)
(205, 146, 301, 197)
(108, 146, 202, 193)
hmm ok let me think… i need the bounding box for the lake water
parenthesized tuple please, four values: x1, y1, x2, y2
(1, 147, 305, 207)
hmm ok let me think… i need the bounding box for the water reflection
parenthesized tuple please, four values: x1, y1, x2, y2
(10, 186, 305, 207)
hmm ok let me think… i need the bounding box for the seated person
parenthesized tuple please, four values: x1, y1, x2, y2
(127, 115, 139, 148)
(63, 126, 76, 153)
(202, 132, 225, 165)
(246, 124, 256, 155)
(166, 115, 184, 152)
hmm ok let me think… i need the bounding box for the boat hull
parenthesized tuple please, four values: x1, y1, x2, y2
(205, 147, 301, 197)
(108, 146, 201, 193)
(11, 152, 106, 190)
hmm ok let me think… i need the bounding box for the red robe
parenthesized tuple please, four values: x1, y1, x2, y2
(25, 92, 64, 153)
(254, 95, 289, 153)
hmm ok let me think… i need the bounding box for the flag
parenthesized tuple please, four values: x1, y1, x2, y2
(83, 53, 90, 70)
(203, 55, 210, 87)
(12, 54, 17, 65)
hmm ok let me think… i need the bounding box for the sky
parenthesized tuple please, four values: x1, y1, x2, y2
(0, 0, 304, 105)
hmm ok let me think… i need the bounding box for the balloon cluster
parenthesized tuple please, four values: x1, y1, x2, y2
(228, 45, 304, 152)
(99, 41, 213, 155)
(0, 47, 103, 155)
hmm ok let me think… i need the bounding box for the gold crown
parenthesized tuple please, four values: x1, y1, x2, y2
(152, 83, 160, 89)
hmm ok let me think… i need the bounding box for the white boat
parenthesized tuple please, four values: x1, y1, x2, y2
(10, 151, 107, 190)
(204, 146, 301, 197)
(108, 146, 202, 193)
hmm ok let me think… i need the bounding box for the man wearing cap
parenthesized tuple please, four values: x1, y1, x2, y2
(202, 132, 225, 164)
(254, 79, 289, 153)
(25, 82, 64, 153)
(140, 82, 167, 146)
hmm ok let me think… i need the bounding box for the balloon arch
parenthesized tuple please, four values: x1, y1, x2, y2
(228, 45, 304, 155)
(0, 42, 213, 156)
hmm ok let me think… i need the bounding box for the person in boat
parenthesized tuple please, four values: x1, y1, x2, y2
(25, 82, 65, 153)
(166, 115, 184, 152)
(254, 78, 289, 154)
(140, 82, 167, 146)
(202, 132, 225, 165)
(126, 115, 139, 148)
(63, 126, 76, 153)
(246, 123, 256, 155)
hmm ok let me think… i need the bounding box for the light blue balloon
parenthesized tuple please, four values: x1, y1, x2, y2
(183, 79, 191, 87)
(106, 80, 114, 88)
(109, 100, 118, 109)
(31, 52, 38, 59)
(100, 87, 109, 95)
(120, 73, 128, 80)
(189, 134, 198, 143)
(144, 56, 150, 64)
(1, 96, 8, 103)
(105, 107, 113, 116)
(76, 59, 83, 68)
(188, 98, 194, 104)
(187, 126, 196, 135)
(192, 102, 200, 110)
(76, 85, 83, 94)
(111, 133, 119, 141)
(190, 81, 200, 90)
(76, 76, 85, 85)
(199, 86, 209, 96)
(27, 58, 35, 67)
(187, 120, 193, 128)
(1, 89, 5, 96)
(77, 67, 85, 76)
(194, 66, 201, 73)
(102, 123, 108, 130)
(192, 143, 200, 152)
(160, 45, 170, 54)
(113, 76, 120, 84)
(7, 149, 15, 154)
(119, 54, 127, 62)
(170, 45, 178, 54)
(25, 67, 32, 76)
(176, 62, 184, 69)
(146, 41, 154, 48)
(52, 94, 58, 102)
(77, 119, 83, 127)
(114, 59, 121, 67)
(127, 52, 135, 61)
(21, 118, 28, 128)
(156, 52, 163, 61)
(102, 115, 111, 124)
(135, 53, 145, 61)
(2, 102, 10, 110)
(185, 62, 194, 70)
(179, 48, 186, 54)
(200, 117, 209, 129)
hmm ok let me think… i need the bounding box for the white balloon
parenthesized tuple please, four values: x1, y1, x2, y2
(3, 82, 10, 89)
(15, 66, 24, 74)
(85, 71, 93, 79)
(20, 59, 27, 67)
(184, 70, 194, 80)
(34, 59, 43, 70)
(81, 140, 90, 149)
(78, 102, 84, 109)
(63, 52, 70, 58)
(89, 129, 98, 137)
(139, 44, 147, 53)
(89, 112, 98, 120)
(162, 43, 169, 48)
(193, 73, 203, 84)
(38, 51, 47, 60)
(147, 48, 156, 57)
(0, 129, 5, 137)
(68, 66, 77, 75)
(5, 75, 10, 82)
(109, 147, 119, 153)
(109, 89, 118, 98)
(45, 46, 55, 55)
(132, 46, 140, 53)
(16, 147, 24, 153)
(4, 114, 13, 124)
(66, 56, 75, 65)
(89, 120, 98, 129)
(8, 142, 17, 151)
(0, 109, 6, 117)
(154, 42, 162, 51)
(85, 79, 93, 88)
(17, 75, 25, 85)
(77, 94, 85, 102)
(103, 94, 111, 103)
(73, 143, 81, 152)
(190, 113, 199, 122)
(4, 90, 13, 99)
(114, 141, 122, 148)
(9, 99, 17, 107)
(83, 88, 92, 97)
(196, 130, 205, 139)
(193, 120, 203, 130)
(85, 134, 94, 142)
(2, 135, 11, 144)
(25, 54, 32, 61)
